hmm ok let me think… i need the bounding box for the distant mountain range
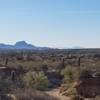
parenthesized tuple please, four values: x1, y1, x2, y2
(0, 41, 84, 50)
(0, 41, 50, 50)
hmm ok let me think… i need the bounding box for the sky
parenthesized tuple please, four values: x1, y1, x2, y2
(0, 0, 100, 48)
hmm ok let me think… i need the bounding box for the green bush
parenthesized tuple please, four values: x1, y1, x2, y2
(23, 71, 49, 90)
(61, 66, 78, 83)
(33, 72, 49, 90)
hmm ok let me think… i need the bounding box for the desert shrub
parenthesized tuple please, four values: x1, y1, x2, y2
(34, 64, 48, 72)
(33, 72, 49, 90)
(61, 66, 78, 83)
(61, 82, 77, 97)
(23, 71, 50, 90)
(0, 79, 11, 93)
(60, 67, 79, 97)
(23, 71, 34, 87)
(65, 85, 77, 96)
(40, 64, 48, 72)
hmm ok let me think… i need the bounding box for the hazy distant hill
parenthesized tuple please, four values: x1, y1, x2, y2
(0, 41, 50, 50)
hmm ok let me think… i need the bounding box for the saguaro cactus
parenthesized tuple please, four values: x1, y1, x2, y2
(11, 70, 16, 81)
(5, 58, 8, 65)
(78, 57, 81, 73)
(78, 57, 81, 67)
(62, 58, 65, 68)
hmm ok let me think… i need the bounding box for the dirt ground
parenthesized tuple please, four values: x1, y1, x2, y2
(46, 88, 70, 100)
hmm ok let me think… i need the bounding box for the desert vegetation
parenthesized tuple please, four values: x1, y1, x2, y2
(0, 49, 100, 100)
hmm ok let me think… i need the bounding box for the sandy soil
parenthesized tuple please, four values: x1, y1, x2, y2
(46, 88, 70, 100)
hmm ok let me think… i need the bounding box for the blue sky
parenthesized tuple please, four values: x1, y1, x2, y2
(0, 0, 100, 48)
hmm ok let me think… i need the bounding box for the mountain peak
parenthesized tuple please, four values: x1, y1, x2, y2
(15, 41, 28, 46)
(0, 41, 50, 50)
(14, 41, 35, 49)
